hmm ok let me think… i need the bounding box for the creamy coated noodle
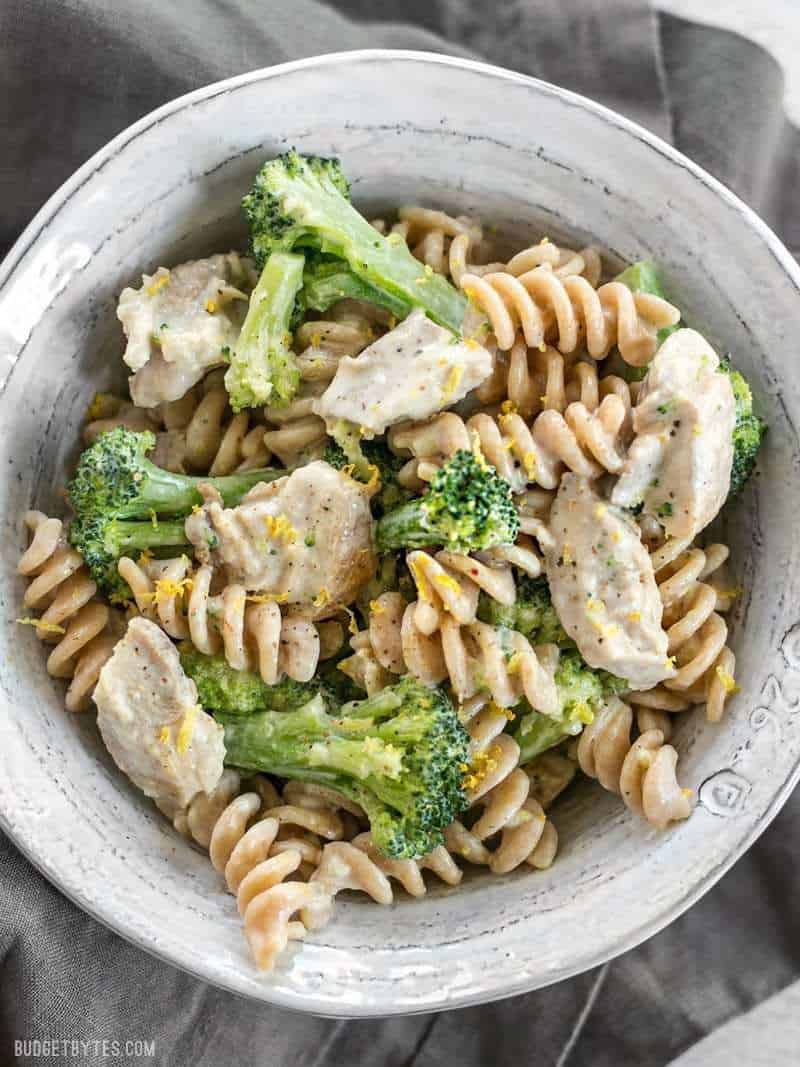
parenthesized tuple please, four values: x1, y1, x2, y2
(16, 152, 764, 973)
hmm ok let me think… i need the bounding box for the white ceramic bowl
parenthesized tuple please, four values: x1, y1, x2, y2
(1, 51, 799, 1017)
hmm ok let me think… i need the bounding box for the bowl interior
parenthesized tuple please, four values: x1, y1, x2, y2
(1, 52, 799, 1015)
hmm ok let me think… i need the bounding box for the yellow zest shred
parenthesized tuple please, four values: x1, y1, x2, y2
(506, 652, 522, 675)
(311, 332, 322, 348)
(342, 605, 360, 637)
(665, 655, 677, 671)
(144, 576, 194, 606)
(464, 337, 480, 351)
(145, 271, 170, 296)
(176, 704, 198, 755)
(264, 514, 298, 544)
(463, 286, 477, 302)
(628, 610, 642, 622)
(561, 543, 573, 566)
(461, 745, 501, 792)
(470, 432, 489, 471)
(500, 399, 517, 415)
(365, 463, 381, 496)
(715, 666, 740, 694)
(137, 549, 153, 565)
(442, 364, 464, 401)
(434, 571, 462, 595)
(16, 617, 66, 636)
(523, 451, 538, 479)
(369, 599, 385, 616)
(586, 598, 605, 614)
(693, 424, 703, 437)
(313, 587, 331, 609)
(157, 726, 170, 746)
(408, 558, 431, 602)
(593, 503, 607, 519)
(246, 592, 289, 604)
(386, 233, 403, 247)
(682, 788, 694, 798)
(205, 299, 218, 314)
(191, 504, 201, 514)
(85, 392, 117, 421)
(611, 530, 622, 544)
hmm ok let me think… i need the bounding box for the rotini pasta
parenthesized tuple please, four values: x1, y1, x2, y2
(118, 557, 322, 684)
(445, 698, 559, 874)
(576, 696, 692, 829)
(630, 538, 738, 722)
(460, 265, 680, 364)
(18, 512, 119, 711)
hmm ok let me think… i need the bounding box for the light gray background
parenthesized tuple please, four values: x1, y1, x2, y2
(1, 2, 799, 1065)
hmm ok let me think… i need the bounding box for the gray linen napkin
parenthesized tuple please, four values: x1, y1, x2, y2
(1, 3, 798, 1065)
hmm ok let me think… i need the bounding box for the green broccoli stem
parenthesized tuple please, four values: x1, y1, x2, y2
(116, 462, 282, 518)
(219, 699, 403, 788)
(300, 260, 408, 320)
(110, 519, 190, 554)
(516, 717, 572, 766)
(225, 251, 304, 411)
(374, 498, 442, 553)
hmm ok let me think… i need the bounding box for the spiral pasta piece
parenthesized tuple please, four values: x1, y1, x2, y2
(155, 373, 271, 475)
(18, 512, 119, 711)
(294, 302, 377, 382)
(461, 265, 679, 364)
(629, 540, 737, 722)
(119, 558, 322, 684)
(444, 699, 558, 874)
(301, 841, 394, 932)
(576, 696, 692, 829)
(391, 394, 628, 493)
(351, 831, 463, 895)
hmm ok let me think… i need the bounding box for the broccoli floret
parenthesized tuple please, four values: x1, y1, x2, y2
(375, 450, 519, 554)
(514, 650, 627, 764)
(242, 151, 466, 334)
(324, 421, 414, 518)
(179, 643, 335, 715)
(315, 655, 365, 705)
(718, 356, 767, 497)
(477, 574, 570, 647)
(224, 251, 304, 412)
(219, 676, 469, 858)
(67, 427, 280, 596)
(609, 260, 681, 381)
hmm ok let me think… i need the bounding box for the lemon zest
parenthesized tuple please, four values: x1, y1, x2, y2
(176, 704, 198, 754)
(434, 572, 462, 595)
(264, 514, 298, 544)
(442, 364, 463, 401)
(157, 726, 170, 746)
(246, 592, 289, 604)
(145, 272, 170, 296)
(313, 587, 331, 609)
(369, 599, 385, 616)
(715, 666, 740, 694)
(205, 299, 217, 314)
(16, 617, 66, 636)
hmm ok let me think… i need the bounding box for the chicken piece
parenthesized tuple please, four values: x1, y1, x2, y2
(545, 474, 674, 690)
(611, 328, 735, 540)
(94, 618, 225, 817)
(313, 308, 492, 435)
(185, 461, 377, 616)
(117, 252, 255, 407)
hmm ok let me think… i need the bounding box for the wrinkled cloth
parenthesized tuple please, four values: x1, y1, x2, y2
(2, 3, 800, 1065)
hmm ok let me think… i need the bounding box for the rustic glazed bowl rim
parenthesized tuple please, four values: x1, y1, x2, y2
(1, 49, 799, 1015)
